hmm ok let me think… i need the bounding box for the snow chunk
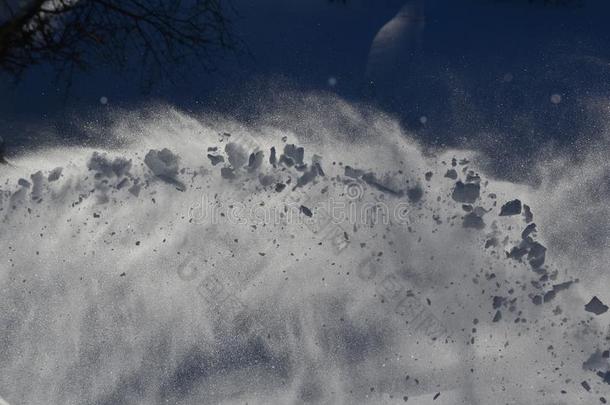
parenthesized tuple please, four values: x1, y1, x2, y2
(444, 169, 458, 180)
(18, 178, 31, 188)
(144, 148, 179, 179)
(499, 199, 522, 216)
(345, 166, 365, 179)
(406, 185, 423, 202)
(585, 297, 609, 315)
(144, 148, 185, 191)
(48, 167, 63, 182)
(225, 142, 248, 168)
(451, 181, 480, 203)
(463, 212, 485, 229)
(88, 152, 132, 178)
(30, 171, 44, 200)
(207, 154, 224, 166)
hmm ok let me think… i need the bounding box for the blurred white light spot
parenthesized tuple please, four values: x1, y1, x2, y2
(502, 73, 513, 82)
(100, 96, 108, 105)
(328, 77, 337, 87)
(419, 116, 428, 124)
(550, 94, 562, 104)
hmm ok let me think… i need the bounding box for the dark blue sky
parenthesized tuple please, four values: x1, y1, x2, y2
(2, 0, 610, 179)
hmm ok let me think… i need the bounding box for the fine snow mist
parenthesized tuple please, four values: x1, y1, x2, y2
(0, 94, 609, 405)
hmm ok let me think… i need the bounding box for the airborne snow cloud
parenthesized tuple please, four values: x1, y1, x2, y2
(0, 94, 609, 404)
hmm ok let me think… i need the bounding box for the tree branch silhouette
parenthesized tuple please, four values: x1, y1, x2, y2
(0, 0, 238, 86)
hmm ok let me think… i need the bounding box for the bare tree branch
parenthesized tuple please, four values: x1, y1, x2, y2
(0, 0, 239, 87)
